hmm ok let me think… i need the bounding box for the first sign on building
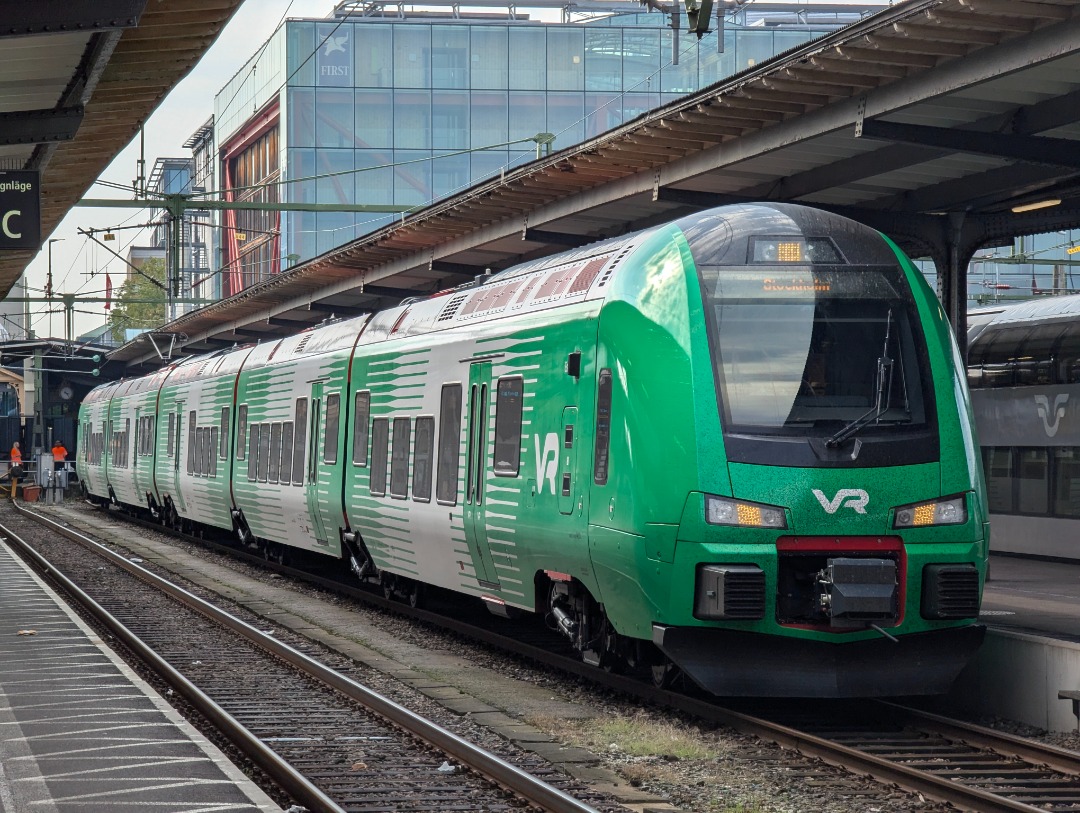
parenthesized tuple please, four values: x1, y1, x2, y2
(0, 170, 40, 250)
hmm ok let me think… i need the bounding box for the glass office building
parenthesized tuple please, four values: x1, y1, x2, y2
(212, 2, 884, 297)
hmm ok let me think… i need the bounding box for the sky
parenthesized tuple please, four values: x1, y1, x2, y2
(20, 0, 877, 341)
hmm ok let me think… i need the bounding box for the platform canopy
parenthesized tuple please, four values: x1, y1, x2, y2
(0, 0, 247, 296)
(111, 0, 1080, 368)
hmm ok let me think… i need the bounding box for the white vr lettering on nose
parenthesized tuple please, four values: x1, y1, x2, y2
(812, 488, 869, 515)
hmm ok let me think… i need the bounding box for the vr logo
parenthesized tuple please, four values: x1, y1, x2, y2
(534, 432, 559, 495)
(812, 488, 869, 515)
(1035, 393, 1069, 438)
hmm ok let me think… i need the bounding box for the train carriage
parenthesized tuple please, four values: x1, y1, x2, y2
(81, 203, 988, 698)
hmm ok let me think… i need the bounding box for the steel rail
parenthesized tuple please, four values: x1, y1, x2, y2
(11, 502, 601, 813)
(0, 512, 348, 813)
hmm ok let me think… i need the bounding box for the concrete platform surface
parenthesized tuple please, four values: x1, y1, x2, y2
(0, 539, 281, 812)
(981, 554, 1080, 644)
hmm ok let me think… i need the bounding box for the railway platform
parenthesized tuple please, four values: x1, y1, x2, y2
(0, 539, 281, 812)
(950, 554, 1080, 733)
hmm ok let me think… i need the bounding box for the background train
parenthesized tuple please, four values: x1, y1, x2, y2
(79, 202, 988, 698)
(967, 294, 1080, 560)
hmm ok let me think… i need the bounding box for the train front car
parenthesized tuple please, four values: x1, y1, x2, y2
(593, 203, 987, 697)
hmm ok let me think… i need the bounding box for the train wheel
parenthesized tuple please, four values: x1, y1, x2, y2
(407, 581, 423, 609)
(650, 659, 679, 689)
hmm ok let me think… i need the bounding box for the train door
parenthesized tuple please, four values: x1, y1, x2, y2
(305, 383, 330, 545)
(464, 362, 500, 588)
(558, 406, 579, 515)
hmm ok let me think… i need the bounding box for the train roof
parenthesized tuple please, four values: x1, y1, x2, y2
(967, 294, 1080, 333)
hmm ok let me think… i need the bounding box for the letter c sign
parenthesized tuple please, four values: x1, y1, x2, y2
(2, 210, 21, 239)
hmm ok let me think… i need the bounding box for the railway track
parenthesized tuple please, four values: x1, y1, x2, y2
(23, 500, 1080, 813)
(1, 501, 609, 813)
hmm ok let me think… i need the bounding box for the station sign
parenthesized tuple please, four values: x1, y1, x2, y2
(0, 170, 41, 250)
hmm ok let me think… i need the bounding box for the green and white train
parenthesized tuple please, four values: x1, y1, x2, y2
(79, 203, 988, 697)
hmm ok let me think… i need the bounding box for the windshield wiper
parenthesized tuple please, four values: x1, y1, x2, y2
(825, 309, 894, 448)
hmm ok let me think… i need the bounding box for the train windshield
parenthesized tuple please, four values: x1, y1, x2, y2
(699, 264, 932, 436)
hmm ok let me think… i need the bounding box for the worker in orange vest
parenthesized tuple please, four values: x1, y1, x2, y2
(9, 441, 21, 496)
(51, 441, 67, 466)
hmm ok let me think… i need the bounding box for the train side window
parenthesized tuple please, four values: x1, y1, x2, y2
(268, 423, 282, 483)
(352, 391, 370, 466)
(187, 411, 197, 474)
(1056, 325, 1080, 384)
(412, 416, 434, 502)
(1016, 324, 1066, 386)
(133, 417, 139, 461)
(258, 423, 272, 482)
(594, 369, 613, 485)
(436, 384, 462, 505)
(1017, 447, 1048, 515)
(982, 327, 1029, 389)
(220, 408, 230, 458)
(237, 405, 247, 460)
(210, 427, 219, 477)
(174, 412, 182, 470)
(292, 398, 308, 485)
(168, 413, 176, 457)
(324, 393, 340, 464)
(390, 417, 410, 499)
(370, 418, 389, 496)
(281, 422, 294, 484)
(1052, 448, 1080, 517)
(493, 377, 523, 477)
(248, 424, 260, 481)
(983, 446, 1014, 513)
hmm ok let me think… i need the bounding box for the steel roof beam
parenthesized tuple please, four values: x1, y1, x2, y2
(521, 228, 595, 247)
(858, 119, 1080, 170)
(0, 0, 146, 36)
(0, 107, 84, 145)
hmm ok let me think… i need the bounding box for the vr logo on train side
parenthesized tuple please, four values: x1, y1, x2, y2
(812, 488, 869, 515)
(1034, 393, 1069, 438)
(534, 433, 560, 495)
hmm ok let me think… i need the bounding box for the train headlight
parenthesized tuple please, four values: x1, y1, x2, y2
(893, 495, 967, 528)
(705, 494, 787, 529)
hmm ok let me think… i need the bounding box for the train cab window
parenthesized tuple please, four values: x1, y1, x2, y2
(293, 399, 308, 485)
(390, 417, 410, 499)
(281, 422, 294, 484)
(594, 369, 613, 485)
(248, 425, 260, 481)
(258, 423, 272, 482)
(493, 377, 523, 476)
(187, 411, 197, 474)
(324, 393, 340, 464)
(220, 408, 230, 458)
(268, 423, 282, 483)
(370, 418, 389, 496)
(237, 405, 247, 460)
(436, 384, 462, 505)
(352, 391, 370, 466)
(1018, 448, 1048, 515)
(1052, 448, 1080, 518)
(412, 416, 434, 502)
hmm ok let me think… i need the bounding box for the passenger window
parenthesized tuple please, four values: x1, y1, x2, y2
(220, 408, 230, 458)
(493, 377, 523, 476)
(412, 416, 434, 502)
(324, 393, 340, 464)
(236, 405, 247, 460)
(292, 398, 308, 485)
(281, 422, 294, 485)
(390, 417, 410, 499)
(248, 424, 260, 481)
(370, 418, 389, 496)
(352, 391, 370, 466)
(210, 427, 219, 476)
(436, 384, 462, 505)
(258, 423, 272, 482)
(594, 369, 612, 485)
(268, 423, 282, 483)
(187, 411, 196, 474)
